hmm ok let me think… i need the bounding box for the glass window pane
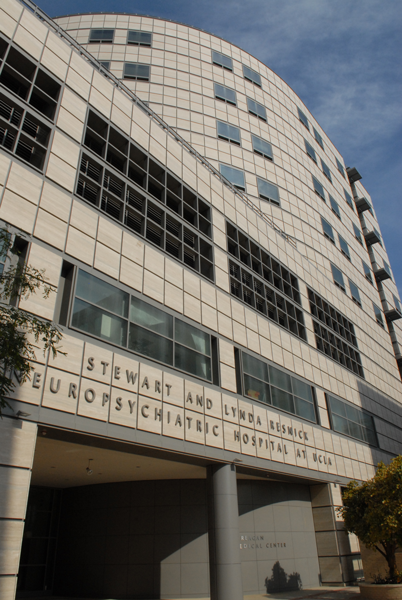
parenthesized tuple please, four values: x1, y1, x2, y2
(360, 412, 374, 429)
(349, 280, 361, 304)
(269, 366, 292, 392)
(89, 29, 114, 42)
(344, 189, 353, 209)
(339, 236, 350, 259)
(345, 403, 360, 423)
(247, 98, 266, 120)
(364, 429, 377, 446)
(321, 159, 332, 181)
(75, 270, 129, 317)
(298, 107, 309, 130)
(257, 178, 280, 204)
(130, 296, 173, 337)
(175, 319, 210, 355)
(321, 217, 334, 242)
(312, 176, 325, 200)
(72, 298, 127, 345)
(219, 164, 245, 189)
(175, 344, 211, 380)
(244, 374, 270, 404)
(305, 140, 316, 162)
(217, 121, 240, 143)
(292, 379, 313, 401)
(129, 323, 173, 364)
(127, 30, 152, 45)
(331, 264, 345, 289)
(242, 353, 268, 382)
(243, 65, 261, 86)
(329, 195, 341, 219)
(332, 413, 350, 436)
(294, 397, 316, 422)
(252, 135, 273, 159)
(214, 83, 236, 104)
(328, 396, 346, 416)
(271, 386, 294, 413)
(212, 51, 233, 70)
(124, 63, 150, 80)
(314, 127, 323, 148)
(336, 157, 345, 177)
(348, 420, 363, 441)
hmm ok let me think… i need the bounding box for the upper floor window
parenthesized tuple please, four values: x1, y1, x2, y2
(71, 269, 215, 381)
(99, 61, 110, 70)
(239, 351, 317, 422)
(349, 279, 361, 307)
(344, 189, 354, 210)
(362, 260, 373, 284)
(393, 295, 401, 313)
(127, 31, 152, 46)
(313, 126, 324, 149)
(212, 50, 233, 71)
(219, 164, 245, 190)
(373, 302, 384, 327)
(336, 157, 345, 178)
(312, 176, 326, 201)
(217, 121, 240, 145)
(257, 178, 280, 206)
(321, 159, 332, 182)
(247, 98, 266, 121)
(353, 223, 363, 246)
(329, 195, 341, 220)
(321, 217, 335, 244)
(383, 260, 392, 279)
(305, 139, 316, 162)
(89, 29, 114, 43)
(252, 135, 273, 160)
(339, 235, 351, 261)
(331, 263, 346, 292)
(297, 107, 309, 130)
(123, 63, 150, 81)
(243, 65, 261, 86)
(214, 83, 236, 105)
(326, 395, 377, 446)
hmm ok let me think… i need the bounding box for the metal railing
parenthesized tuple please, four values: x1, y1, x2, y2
(20, 0, 297, 248)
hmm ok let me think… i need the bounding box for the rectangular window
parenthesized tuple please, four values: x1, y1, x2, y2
(353, 223, 363, 245)
(336, 157, 345, 177)
(331, 263, 345, 291)
(214, 83, 236, 105)
(252, 135, 273, 160)
(383, 260, 392, 279)
(309, 288, 363, 377)
(247, 98, 266, 121)
(349, 280, 361, 307)
(362, 260, 373, 284)
(243, 65, 261, 86)
(99, 61, 110, 70)
(305, 139, 316, 162)
(212, 50, 233, 70)
(127, 31, 152, 46)
(217, 121, 240, 144)
(373, 303, 384, 327)
(257, 178, 280, 205)
(321, 217, 335, 244)
(344, 189, 354, 210)
(219, 164, 245, 190)
(374, 227, 383, 247)
(313, 126, 324, 149)
(339, 235, 351, 261)
(123, 63, 150, 81)
(71, 269, 214, 381)
(89, 29, 114, 43)
(240, 352, 317, 422)
(327, 395, 377, 446)
(297, 107, 309, 130)
(329, 195, 341, 220)
(393, 295, 401, 313)
(321, 159, 332, 182)
(312, 176, 326, 201)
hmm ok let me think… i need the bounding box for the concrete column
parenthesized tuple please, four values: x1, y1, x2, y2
(207, 463, 243, 600)
(0, 417, 37, 600)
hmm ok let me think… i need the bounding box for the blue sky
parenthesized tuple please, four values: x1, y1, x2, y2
(39, 0, 402, 294)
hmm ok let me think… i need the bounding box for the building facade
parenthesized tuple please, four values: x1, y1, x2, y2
(1, 0, 402, 598)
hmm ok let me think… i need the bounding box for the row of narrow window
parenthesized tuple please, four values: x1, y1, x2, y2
(64, 263, 378, 446)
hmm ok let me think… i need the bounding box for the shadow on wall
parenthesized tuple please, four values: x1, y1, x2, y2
(265, 561, 302, 593)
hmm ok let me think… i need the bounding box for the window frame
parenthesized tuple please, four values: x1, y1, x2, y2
(247, 97, 267, 121)
(362, 260, 373, 284)
(344, 189, 354, 210)
(373, 302, 384, 327)
(329, 195, 341, 220)
(251, 135, 273, 160)
(216, 120, 241, 145)
(321, 217, 335, 244)
(214, 83, 237, 105)
(219, 164, 245, 190)
(338, 235, 351, 261)
(331, 263, 346, 292)
(69, 268, 217, 382)
(353, 223, 363, 246)
(336, 157, 345, 178)
(297, 107, 309, 130)
(88, 29, 115, 44)
(257, 178, 280, 206)
(313, 126, 324, 149)
(243, 65, 262, 86)
(321, 158, 332, 182)
(312, 176, 326, 201)
(212, 50, 233, 71)
(238, 350, 318, 423)
(127, 30, 152, 47)
(304, 139, 317, 163)
(349, 279, 361, 307)
(326, 394, 377, 446)
(123, 62, 150, 81)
